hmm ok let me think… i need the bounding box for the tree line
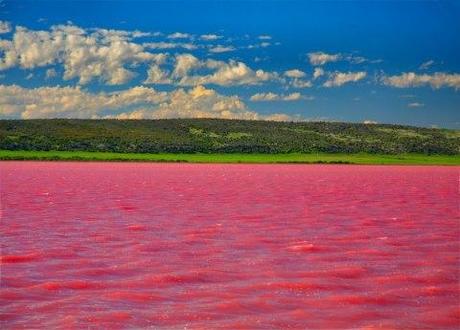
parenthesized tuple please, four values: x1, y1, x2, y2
(0, 119, 458, 155)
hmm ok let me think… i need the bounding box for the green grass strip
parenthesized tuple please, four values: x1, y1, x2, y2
(1, 150, 459, 165)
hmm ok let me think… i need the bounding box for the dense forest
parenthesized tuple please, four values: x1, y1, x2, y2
(0, 119, 459, 155)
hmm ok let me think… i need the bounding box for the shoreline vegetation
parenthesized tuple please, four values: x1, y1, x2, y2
(1, 119, 459, 154)
(1, 119, 458, 164)
(1, 150, 459, 165)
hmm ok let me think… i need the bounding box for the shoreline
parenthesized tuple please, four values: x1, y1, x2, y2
(1, 150, 459, 165)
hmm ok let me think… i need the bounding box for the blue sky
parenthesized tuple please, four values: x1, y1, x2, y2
(0, 0, 459, 128)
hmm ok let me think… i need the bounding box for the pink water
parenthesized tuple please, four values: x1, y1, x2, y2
(1, 162, 459, 329)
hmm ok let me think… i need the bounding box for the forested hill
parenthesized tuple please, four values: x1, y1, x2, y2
(0, 119, 459, 155)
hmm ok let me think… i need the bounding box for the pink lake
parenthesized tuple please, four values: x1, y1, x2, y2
(1, 162, 459, 329)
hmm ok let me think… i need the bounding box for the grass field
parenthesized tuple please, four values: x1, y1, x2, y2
(1, 150, 459, 165)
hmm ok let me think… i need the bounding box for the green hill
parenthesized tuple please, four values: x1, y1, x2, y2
(0, 119, 459, 155)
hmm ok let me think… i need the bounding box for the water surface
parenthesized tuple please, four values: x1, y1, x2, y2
(1, 162, 459, 329)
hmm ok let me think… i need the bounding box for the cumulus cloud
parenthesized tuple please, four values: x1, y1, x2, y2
(140, 85, 258, 120)
(144, 65, 172, 84)
(382, 72, 460, 90)
(170, 54, 278, 86)
(0, 23, 296, 90)
(247, 42, 272, 49)
(0, 24, 165, 85)
(89, 28, 156, 41)
(307, 51, 376, 66)
(172, 54, 201, 78)
(208, 45, 236, 53)
(308, 52, 341, 66)
(188, 60, 276, 86)
(167, 32, 190, 39)
(0, 84, 163, 118)
(282, 70, 312, 88)
(0, 23, 392, 94)
(200, 34, 222, 41)
(284, 69, 306, 78)
(291, 78, 312, 88)
(313, 67, 324, 80)
(0, 21, 11, 34)
(250, 92, 310, 102)
(323, 71, 367, 87)
(143, 42, 197, 50)
(250, 92, 285, 102)
(0, 84, 292, 121)
(363, 120, 378, 124)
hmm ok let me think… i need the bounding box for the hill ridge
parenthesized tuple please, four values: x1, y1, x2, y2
(1, 119, 458, 155)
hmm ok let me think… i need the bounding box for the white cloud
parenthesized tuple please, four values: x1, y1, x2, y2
(172, 54, 278, 87)
(363, 120, 377, 124)
(283, 70, 312, 88)
(89, 28, 155, 41)
(250, 92, 282, 101)
(131, 30, 155, 38)
(0, 23, 306, 90)
(382, 72, 460, 90)
(200, 34, 222, 41)
(189, 61, 276, 86)
(284, 69, 306, 78)
(250, 92, 309, 102)
(247, 42, 271, 49)
(258, 35, 272, 40)
(313, 67, 324, 80)
(254, 56, 269, 63)
(291, 78, 312, 88)
(346, 55, 367, 64)
(283, 93, 305, 101)
(0, 84, 164, 118)
(144, 65, 172, 84)
(0, 24, 165, 85)
(0, 84, 292, 121)
(308, 52, 341, 66)
(208, 45, 236, 53)
(0, 21, 11, 34)
(172, 54, 201, 78)
(143, 42, 197, 50)
(407, 102, 424, 108)
(323, 71, 367, 87)
(308, 51, 376, 66)
(167, 32, 190, 39)
(146, 85, 257, 120)
(419, 60, 434, 70)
